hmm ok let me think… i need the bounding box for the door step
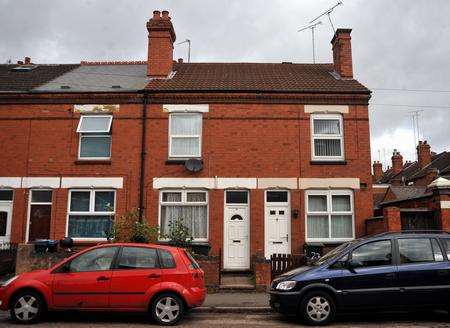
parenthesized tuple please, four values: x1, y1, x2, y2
(219, 272, 255, 291)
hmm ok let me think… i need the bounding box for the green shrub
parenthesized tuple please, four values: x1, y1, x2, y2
(111, 210, 159, 243)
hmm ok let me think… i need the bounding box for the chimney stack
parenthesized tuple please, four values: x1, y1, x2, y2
(391, 149, 403, 174)
(417, 140, 432, 168)
(146, 10, 176, 77)
(373, 161, 383, 182)
(331, 28, 353, 79)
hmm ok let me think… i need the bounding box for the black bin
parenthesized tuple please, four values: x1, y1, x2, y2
(34, 239, 58, 253)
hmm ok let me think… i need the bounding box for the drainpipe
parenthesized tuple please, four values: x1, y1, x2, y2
(138, 91, 148, 222)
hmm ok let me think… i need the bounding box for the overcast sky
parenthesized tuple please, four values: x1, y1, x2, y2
(1, 0, 449, 169)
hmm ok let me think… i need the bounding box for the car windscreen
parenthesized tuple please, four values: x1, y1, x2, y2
(313, 241, 354, 266)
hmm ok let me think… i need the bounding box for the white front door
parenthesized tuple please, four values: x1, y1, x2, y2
(265, 190, 291, 259)
(0, 203, 13, 244)
(224, 191, 250, 270)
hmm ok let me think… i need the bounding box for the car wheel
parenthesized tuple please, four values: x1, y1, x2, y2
(151, 293, 184, 326)
(300, 291, 335, 326)
(10, 291, 45, 324)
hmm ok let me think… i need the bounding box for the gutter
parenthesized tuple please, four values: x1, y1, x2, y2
(139, 91, 148, 222)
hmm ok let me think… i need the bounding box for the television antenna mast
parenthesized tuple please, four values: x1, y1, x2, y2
(176, 39, 191, 62)
(298, 21, 322, 63)
(310, 1, 343, 33)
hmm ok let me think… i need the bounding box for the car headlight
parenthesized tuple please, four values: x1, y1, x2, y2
(1, 276, 18, 287)
(276, 280, 297, 291)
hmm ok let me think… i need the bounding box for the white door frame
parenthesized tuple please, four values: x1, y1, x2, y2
(0, 202, 13, 245)
(223, 190, 250, 270)
(264, 190, 291, 259)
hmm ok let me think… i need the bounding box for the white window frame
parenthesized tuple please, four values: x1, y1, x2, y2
(310, 113, 344, 161)
(158, 189, 209, 242)
(168, 113, 202, 158)
(25, 189, 53, 243)
(305, 189, 354, 243)
(77, 115, 113, 160)
(66, 189, 116, 241)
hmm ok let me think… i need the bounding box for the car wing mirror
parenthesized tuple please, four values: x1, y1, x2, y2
(347, 259, 363, 271)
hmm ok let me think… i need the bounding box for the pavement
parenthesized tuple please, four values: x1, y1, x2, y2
(199, 292, 270, 312)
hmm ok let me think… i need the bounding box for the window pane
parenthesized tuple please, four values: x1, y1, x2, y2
(332, 195, 351, 212)
(331, 215, 353, 238)
(352, 240, 392, 267)
(171, 115, 201, 135)
(314, 119, 340, 135)
(0, 190, 13, 201)
(70, 191, 91, 211)
(431, 239, 444, 262)
(398, 238, 434, 264)
(266, 191, 288, 203)
(314, 139, 342, 157)
(0, 211, 7, 236)
(68, 215, 113, 238)
(95, 191, 115, 212)
(187, 192, 206, 202)
(160, 249, 176, 268)
(226, 191, 248, 204)
(118, 247, 157, 269)
(160, 205, 207, 239)
(69, 247, 117, 272)
(80, 135, 111, 158)
(308, 195, 327, 212)
(441, 238, 450, 259)
(162, 192, 182, 202)
(78, 116, 112, 133)
(307, 215, 329, 238)
(31, 190, 52, 203)
(171, 137, 200, 157)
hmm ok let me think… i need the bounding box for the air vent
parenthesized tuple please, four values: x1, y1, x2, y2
(60, 85, 71, 89)
(111, 85, 121, 89)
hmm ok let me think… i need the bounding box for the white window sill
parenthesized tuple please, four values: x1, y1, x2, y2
(306, 238, 354, 244)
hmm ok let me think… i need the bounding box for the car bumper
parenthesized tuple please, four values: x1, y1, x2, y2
(184, 287, 206, 308)
(0, 286, 9, 311)
(269, 290, 300, 315)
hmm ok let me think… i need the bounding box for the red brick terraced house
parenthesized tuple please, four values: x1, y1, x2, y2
(0, 10, 372, 287)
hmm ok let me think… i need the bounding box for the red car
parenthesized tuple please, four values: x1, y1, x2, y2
(0, 243, 205, 325)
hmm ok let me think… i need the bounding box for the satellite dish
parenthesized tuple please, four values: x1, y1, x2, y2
(185, 158, 203, 172)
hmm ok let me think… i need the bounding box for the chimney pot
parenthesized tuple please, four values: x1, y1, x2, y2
(17, 60, 23, 65)
(153, 10, 161, 19)
(162, 10, 169, 20)
(373, 161, 383, 182)
(178, 58, 183, 63)
(24, 57, 31, 65)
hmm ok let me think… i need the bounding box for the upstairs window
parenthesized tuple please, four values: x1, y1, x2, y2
(311, 114, 344, 160)
(169, 113, 202, 158)
(77, 115, 112, 160)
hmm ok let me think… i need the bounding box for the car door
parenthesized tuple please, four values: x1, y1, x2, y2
(52, 246, 118, 309)
(335, 239, 399, 309)
(396, 237, 450, 307)
(109, 246, 162, 308)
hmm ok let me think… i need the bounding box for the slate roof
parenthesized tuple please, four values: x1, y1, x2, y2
(34, 64, 149, 92)
(376, 151, 450, 184)
(146, 62, 370, 93)
(388, 186, 428, 201)
(0, 64, 79, 92)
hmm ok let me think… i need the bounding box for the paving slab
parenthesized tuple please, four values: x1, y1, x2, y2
(202, 292, 270, 308)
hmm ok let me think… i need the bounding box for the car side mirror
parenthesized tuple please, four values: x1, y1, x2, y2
(59, 262, 71, 273)
(347, 259, 363, 270)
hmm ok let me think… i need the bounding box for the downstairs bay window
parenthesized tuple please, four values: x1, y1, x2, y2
(67, 189, 115, 239)
(159, 190, 208, 242)
(306, 190, 354, 242)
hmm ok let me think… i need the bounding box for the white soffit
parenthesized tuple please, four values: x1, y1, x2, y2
(61, 177, 123, 189)
(304, 105, 349, 114)
(22, 177, 60, 188)
(217, 178, 257, 189)
(153, 178, 215, 189)
(0, 177, 22, 188)
(257, 178, 298, 189)
(299, 178, 360, 189)
(162, 104, 209, 113)
(441, 201, 450, 209)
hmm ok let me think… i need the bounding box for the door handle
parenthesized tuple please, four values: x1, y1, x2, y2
(272, 241, 282, 244)
(148, 273, 161, 279)
(384, 273, 395, 279)
(97, 276, 110, 281)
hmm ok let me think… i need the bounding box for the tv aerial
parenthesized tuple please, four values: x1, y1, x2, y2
(310, 1, 343, 33)
(298, 21, 322, 63)
(176, 39, 191, 63)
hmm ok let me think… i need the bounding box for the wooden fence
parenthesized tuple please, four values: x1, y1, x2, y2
(270, 253, 306, 280)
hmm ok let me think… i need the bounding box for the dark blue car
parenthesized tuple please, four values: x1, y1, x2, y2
(269, 231, 450, 325)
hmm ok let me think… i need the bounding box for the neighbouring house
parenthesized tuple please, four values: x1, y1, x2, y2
(368, 141, 450, 235)
(0, 10, 373, 287)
